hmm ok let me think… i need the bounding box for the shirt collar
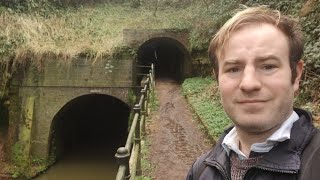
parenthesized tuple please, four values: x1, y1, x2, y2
(222, 111, 299, 159)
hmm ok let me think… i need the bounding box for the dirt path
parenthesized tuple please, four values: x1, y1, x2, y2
(146, 78, 212, 180)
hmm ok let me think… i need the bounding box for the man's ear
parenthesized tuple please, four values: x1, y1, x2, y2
(294, 60, 304, 92)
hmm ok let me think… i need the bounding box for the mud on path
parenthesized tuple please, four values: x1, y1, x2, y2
(146, 78, 212, 180)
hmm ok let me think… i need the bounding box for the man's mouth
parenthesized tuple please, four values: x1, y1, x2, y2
(237, 99, 267, 104)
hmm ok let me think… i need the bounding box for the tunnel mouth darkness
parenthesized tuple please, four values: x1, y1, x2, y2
(137, 37, 189, 84)
(48, 94, 130, 164)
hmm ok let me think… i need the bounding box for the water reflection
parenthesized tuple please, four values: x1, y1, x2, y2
(34, 147, 118, 180)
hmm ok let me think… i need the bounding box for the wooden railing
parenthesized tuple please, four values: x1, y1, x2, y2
(115, 64, 155, 180)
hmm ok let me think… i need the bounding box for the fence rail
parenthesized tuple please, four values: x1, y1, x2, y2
(115, 64, 155, 180)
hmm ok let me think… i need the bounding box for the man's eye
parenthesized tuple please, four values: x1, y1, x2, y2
(227, 67, 240, 73)
(262, 64, 277, 70)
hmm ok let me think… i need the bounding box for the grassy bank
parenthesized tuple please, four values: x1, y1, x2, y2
(0, 1, 238, 98)
(182, 77, 231, 140)
(182, 76, 320, 141)
(1, 1, 319, 107)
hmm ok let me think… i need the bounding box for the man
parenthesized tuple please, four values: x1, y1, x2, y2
(187, 6, 320, 180)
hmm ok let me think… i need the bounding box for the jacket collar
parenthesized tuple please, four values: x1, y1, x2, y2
(204, 108, 316, 174)
(256, 108, 316, 171)
(222, 111, 300, 160)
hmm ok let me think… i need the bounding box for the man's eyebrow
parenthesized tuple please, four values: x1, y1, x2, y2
(223, 55, 281, 65)
(223, 59, 243, 65)
(255, 55, 280, 62)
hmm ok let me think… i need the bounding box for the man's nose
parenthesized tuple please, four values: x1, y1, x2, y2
(239, 66, 262, 92)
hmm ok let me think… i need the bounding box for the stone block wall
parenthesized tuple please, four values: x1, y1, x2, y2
(8, 56, 133, 160)
(123, 28, 190, 50)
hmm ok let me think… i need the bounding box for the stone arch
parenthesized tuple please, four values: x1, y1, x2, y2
(136, 37, 191, 83)
(48, 93, 130, 161)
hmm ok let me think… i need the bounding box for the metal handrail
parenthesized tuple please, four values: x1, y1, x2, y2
(115, 64, 155, 180)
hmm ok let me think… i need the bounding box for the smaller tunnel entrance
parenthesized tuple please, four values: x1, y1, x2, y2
(46, 94, 130, 179)
(137, 37, 189, 83)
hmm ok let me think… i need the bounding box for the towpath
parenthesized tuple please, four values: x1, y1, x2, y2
(145, 78, 212, 180)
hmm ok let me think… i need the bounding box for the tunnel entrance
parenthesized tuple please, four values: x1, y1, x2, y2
(137, 37, 189, 83)
(46, 94, 130, 178)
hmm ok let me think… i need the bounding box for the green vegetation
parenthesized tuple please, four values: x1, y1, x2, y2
(0, 0, 240, 98)
(10, 143, 43, 178)
(10, 143, 26, 178)
(182, 77, 319, 141)
(9, 141, 51, 178)
(182, 77, 231, 140)
(149, 87, 159, 112)
(0, 1, 319, 114)
(0, 0, 319, 177)
(137, 136, 153, 180)
(137, 91, 157, 180)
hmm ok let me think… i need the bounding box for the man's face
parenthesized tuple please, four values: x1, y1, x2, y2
(218, 23, 303, 134)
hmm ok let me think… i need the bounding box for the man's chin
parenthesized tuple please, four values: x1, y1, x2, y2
(236, 122, 278, 135)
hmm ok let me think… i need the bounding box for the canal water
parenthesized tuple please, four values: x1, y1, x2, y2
(32, 94, 129, 180)
(33, 146, 118, 180)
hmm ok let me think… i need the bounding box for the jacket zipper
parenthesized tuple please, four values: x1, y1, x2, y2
(205, 160, 231, 180)
(206, 160, 297, 180)
(243, 165, 297, 179)
(254, 165, 297, 174)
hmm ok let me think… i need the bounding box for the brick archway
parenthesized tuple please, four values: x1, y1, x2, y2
(48, 94, 130, 161)
(137, 37, 190, 82)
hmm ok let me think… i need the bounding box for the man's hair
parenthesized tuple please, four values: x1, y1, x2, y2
(208, 6, 304, 83)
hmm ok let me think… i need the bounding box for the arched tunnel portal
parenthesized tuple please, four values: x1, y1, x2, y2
(137, 37, 190, 83)
(48, 94, 130, 162)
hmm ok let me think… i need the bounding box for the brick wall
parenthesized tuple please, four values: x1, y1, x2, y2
(123, 28, 190, 50)
(8, 56, 134, 160)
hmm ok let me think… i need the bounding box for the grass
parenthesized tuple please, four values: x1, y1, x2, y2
(136, 136, 153, 180)
(0, 1, 239, 71)
(1, 1, 319, 103)
(0, 3, 217, 98)
(136, 81, 157, 180)
(0, 4, 202, 65)
(182, 77, 231, 140)
(182, 76, 320, 139)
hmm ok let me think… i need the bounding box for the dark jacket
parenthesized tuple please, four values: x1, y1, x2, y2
(186, 108, 320, 180)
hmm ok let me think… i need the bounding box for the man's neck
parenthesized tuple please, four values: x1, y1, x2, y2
(236, 126, 281, 157)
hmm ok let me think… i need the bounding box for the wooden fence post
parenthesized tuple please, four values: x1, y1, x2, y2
(133, 104, 142, 176)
